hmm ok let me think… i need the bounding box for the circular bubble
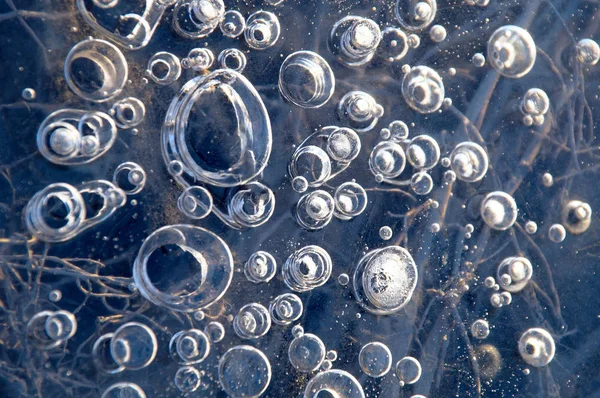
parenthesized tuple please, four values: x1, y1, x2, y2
(233, 303, 271, 339)
(172, 0, 223, 39)
(279, 51, 335, 108)
(487, 25, 536, 78)
(379, 226, 393, 241)
(175, 366, 202, 392)
(102, 382, 146, 398)
(481, 191, 518, 230)
(93, 333, 125, 374)
(218, 48, 247, 72)
(178, 186, 213, 219)
(402, 66, 445, 113)
(111, 97, 145, 129)
(292, 176, 309, 193)
(518, 328, 555, 367)
(326, 127, 361, 162)
(289, 333, 326, 372)
(548, 224, 566, 243)
(304, 369, 365, 398)
(359, 342, 392, 377)
(283, 245, 333, 292)
(245, 251, 277, 283)
(245, 10, 280, 50)
(146, 52, 182, 85)
(338, 91, 384, 132)
(133, 225, 233, 312)
(45, 310, 77, 342)
(450, 142, 489, 182)
(334, 182, 368, 219)
(110, 322, 157, 370)
(521, 88, 550, 116)
(220, 10, 246, 38)
(290, 146, 332, 187)
(296, 190, 335, 230)
(26, 311, 62, 350)
(389, 120, 410, 142)
(270, 293, 303, 325)
(396, 356, 422, 385)
(395, 0, 437, 31)
(577, 38, 600, 66)
(472, 53, 486, 67)
(228, 182, 276, 228)
(496, 256, 532, 292)
(330, 16, 382, 66)
(471, 319, 490, 339)
(430, 24, 447, 42)
(205, 321, 226, 343)
(169, 329, 210, 364)
(219, 345, 271, 397)
(353, 246, 418, 314)
(113, 162, 147, 195)
(562, 200, 592, 234)
(378, 27, 409, 62)
(407, 135, 440, 170)
(411, 171, 433, 195)
(182, 48, 215, 71)
(369, 141, 407, 179)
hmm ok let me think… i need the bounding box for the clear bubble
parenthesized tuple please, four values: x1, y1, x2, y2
(562, 200, 592, 234)
(304, 369, 365, 398)
(279, 51, 335, 109)
(64, 38, 128, 102)
(330, 16, 382, 66)
(270, 293, 303, 325)
(220, 10, 246, 38)
(172, 0, 223, 39)
(379, 226, 393, 241)
(113, 162, 147, 195)
(169, 329, 210, 364)
(338, 273, 350, 286)
(490, 292, 503, 307)
(472, 53, 486, 67)
(407, 135, 441, 170)
(283, 245, 332, 292)
(525, 220, 538, 234)
(175, 366, 202, 393)
(521, 88, 550, 116)
(204, 321, 225, 343)
(501, 291, 513, 305)
(443, 170, 457, 184)
(542, 172, 554, 187)
(296, 190, 335, 230)
(110, 322, 158, 370)
(378, 27, 409, 62)
(182, 48, 215, 71)
(518, 328, 555, 367)
(111, 97, 145, 129)
(411, 171, 433, 195)
(101, 382, 146, 398)
(496, 256, 532, 292)
(389, 120, 410, 142)
(548, 224, 566, 243)
(292, 176, 309, 193)
(194, 310, 205, 321)
(45, 310, 77, 341)
(334, 182, 368, 220)
(450, 142, 489, 182)
(26, 311, 60, 349)
(219, 346, 271, 398)
(487, 25, 536, 78)
(481, 191, 518, 230)
(228, 182, 276, 228)
(292, 325, 305, 338)
(338, 91, 384, 132)
(93, 333, 125, 374)
(395, 0, 437, 31)
(288, 333, 326, 372)
(396, 356, 422, 385)
(233, 303, 271, 339)
(245, 10, 280, 50)
(245, 251, 277, 283)
(290, 146, 332, 187)
(369, 141, 407, 179)
(577, 38, 600, 66)
(429, 24, 447, 42)
(326, 127, 361, 162)
(22, 87, 36, 101)
(326, 350, 338, 361)
(471, 319, 490, 339)
(178, 186, 213, 219)
(218, 48, 247, 72)
(49, 290, 62, 302)
(407, 34, 421, 48)
(353, 246, 419, 314)
(359, 342, 392, 377)
(146, 52, 182, 85)
(402, 66, 445, 113)
(484, 276, 496, 288)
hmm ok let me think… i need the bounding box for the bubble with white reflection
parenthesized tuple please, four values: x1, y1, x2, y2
(487, 25, 536, 78)
(496, 256, 533, 293)
(219, 345, 272, 397)
(359, 342, 392, 377)
(481, 191, 518, 230)
(518, 328, 555, 367)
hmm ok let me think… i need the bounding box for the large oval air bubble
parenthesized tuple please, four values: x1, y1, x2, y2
(133, 224, 234, 312)
(162, 69, 272, 187)
(353, 246, 418, 314)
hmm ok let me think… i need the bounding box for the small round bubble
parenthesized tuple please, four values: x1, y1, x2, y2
(411, 171, 433, 195)
(518, 328, 555, 367)
(379, 226, 393, 241)
(429, 25, 447, 42)
(407, 135, 440, 170)
(472, 53, 486, 67)
(359, 342, 392, 377)
(369, 141, 407, 179)
(525, 221, 538, 234)
(481, 191, 518, 230)
(175, 366, 201, 392)
(487, 25, 536, 78)
(288, 333, 326, 372)
(396, 356, 422, 385)
(548, 224, 566, 243)
(471, 319, 490, 339)
(577, 38, 600, 66)
(205, 321, 225, 343)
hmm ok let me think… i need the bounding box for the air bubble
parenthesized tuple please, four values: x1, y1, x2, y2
(233, 303, 271, 339)
(283, 245, 332, 292)
(379, 226, 393, 241)
(110, 322, 157, 370)
(338, 91, 384, 132)
(411, 171, 433, 195)
(296, 190, 335, 230)
(395, 0, 437, 31)
(429, 25, 447, 42)
(484, 276, 495, 288)
(518, 328, 555, 367)
(407, 135, 441, 170)
(182, 48, 214, 71)
(521, 88, 550, 116)
(353, 246, 419, 314)
(525, 220, 538, 234)
(290, 146, 332, 187)
(496, 257, 532, 292)
(22, 88, 36, 101)
(102, 382, 146, 398)
(338, 273, 350, 286)
(577, 38, 600, 66)
(279, 51, 335, 108)
(245, 251, 277, 283)
(292, 176, 309, 193)
(389, 120, 409, 142)
(326, 127, 361, 162)
(334, 182, 368, 220)
(289, 333, 326, 372)
(146, 52, 181, 85)
(407, 34, 421, 48)
(472, 53, 486, 67)
(45, 310, 77, 342)
(169, 329, 210, 364)
(471, 319, 490, 339)
(93, 333, 125, 374)
(49, 290, 62, 302)
(487, 25, 536, 78)
(450, 142, 489, 182)
(111, 97, 145, 129)
(178, 186, 213, 219)
(330, 16, 382, 66)
(304, 369, 365, 398)
(481, 191, 518, 230)
(369, 141, 407, 179)
(490, 293, 503, 307)
(172, 0, 223, 39)
(359, 342, 392, 377)
(220, 10, 246, 38)
(245, 10, 280, 50)
(270, 293, 303, 325)
(219, 346, 271, 398)
(562, 200, 592, 234)
(113, 162, 147, 195)
(378, 27, 409, 62)
(542, 172, 554, 187)
(548, 224, 566, 243)
(402, 66, 445, 113)
(204, 322, 225, 343)
(175, 366, 202, 393)
(218, 48, 247, 72)
(396, 356, 422, 385)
